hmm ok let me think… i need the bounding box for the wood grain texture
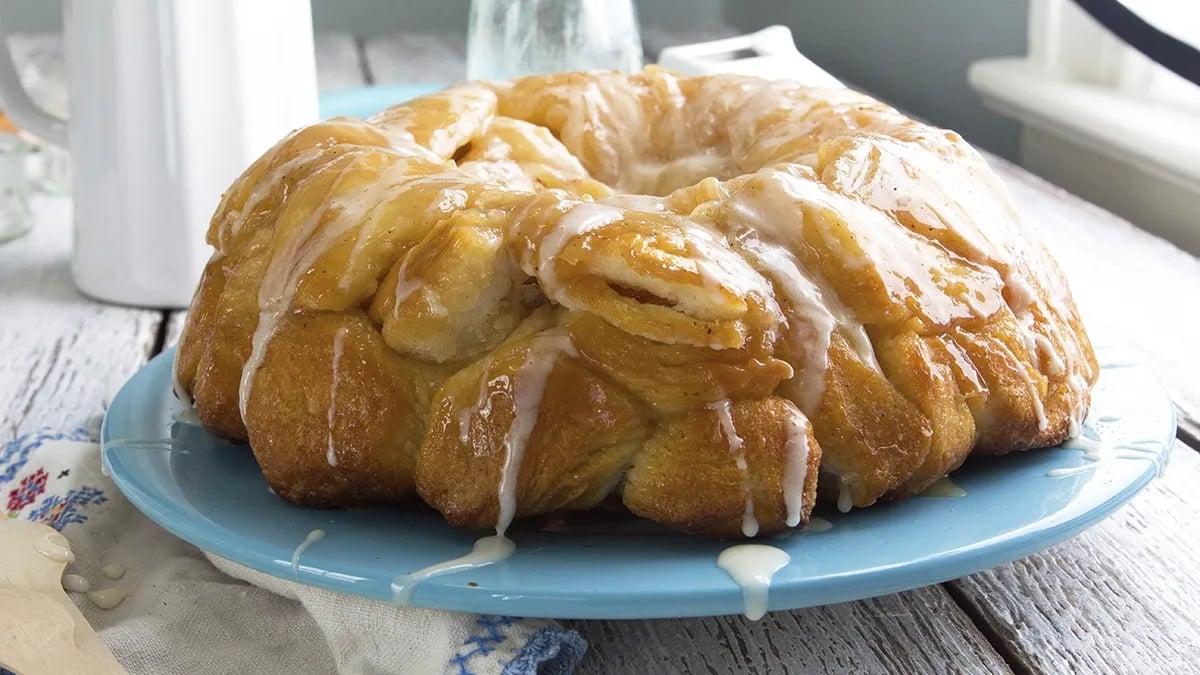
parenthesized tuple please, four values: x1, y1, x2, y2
(567, 587, 1014, 674)
(990, 156, 1200, 440)
(0, 199, 161, 437)
(949, 441, 1200, 674)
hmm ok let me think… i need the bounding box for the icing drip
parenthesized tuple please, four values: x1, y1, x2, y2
(991, 337, 1049, 431)
(392, 534, 515, 604)
(782, 411, 812, 527)
(716, 544, 791, 620)
(459, 356, 496, 446)
(535, 202, 625, 291)
(101, 564, 126, 581)
(708, 399, 758, 537)
(291, 529, 326, 580)
(62, 574, 90, 593)
(921, 477, 967, 498)
(1032, 333, 1066, 377)
(326, 327, 348, 467)
(836, 479, 854, 513)
(87, 588, 129, 610)
(34, 531, 74, 564)
(239, 193, 337, 421)
(496, 333, 577, 536)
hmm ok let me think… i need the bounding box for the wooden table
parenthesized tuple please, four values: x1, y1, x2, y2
(3, 32, 1199, 674)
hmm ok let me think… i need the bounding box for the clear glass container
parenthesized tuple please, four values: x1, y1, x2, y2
(0, 133, 32, 244)
(466, 0, 643, 81)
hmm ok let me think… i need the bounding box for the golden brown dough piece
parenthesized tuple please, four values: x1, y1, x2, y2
(175, 69, 1096, 537)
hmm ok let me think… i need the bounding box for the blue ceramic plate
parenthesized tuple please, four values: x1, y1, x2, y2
(318, 84, 448, 118)
(101, 347, 1174, 619)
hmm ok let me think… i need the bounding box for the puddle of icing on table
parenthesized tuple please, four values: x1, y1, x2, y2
(291, 529, 326, 580)
(87, 588, 128, 610)
(62, 574, 90, 593)
(717, 544, 791, 620)
(101, 564, 126, 581)
(34, 531, 74, 564)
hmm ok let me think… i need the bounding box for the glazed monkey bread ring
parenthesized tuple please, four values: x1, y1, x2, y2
(173, 69, 1097, 538)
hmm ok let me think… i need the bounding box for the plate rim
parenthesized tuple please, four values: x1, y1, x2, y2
(101, 348, 1176, 619)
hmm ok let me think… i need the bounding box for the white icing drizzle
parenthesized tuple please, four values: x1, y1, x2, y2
(836, 479, 854, 514)
(459, 355, 496, 445)
(495, 334, 577, 535)
(716, 544, 791, 620)
(1032, 333, 1066, 376)
(708, 399, 758, 537)
(781, 411, 812, 527)
(534, 202, 625, 291)
(991, 337, 1049, 431)
(33, 531, 74, 564)
(62, 574, 90, 593)
(326, 327, 348, 467)
(392, 534, 515, 604)
(710, 399, 744, 453)
(921, 477, 967, 498)
(239, 192, 337, 421)
(86, 588, 129, 610)
(601, 193, 667, 212)
(290, 529, 326, 580)
(100, 564, 126, 581)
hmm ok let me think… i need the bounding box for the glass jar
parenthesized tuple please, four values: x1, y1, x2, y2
(466, 0, 643, 81)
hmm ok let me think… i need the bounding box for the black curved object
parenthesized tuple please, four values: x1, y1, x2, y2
(1072, 0, 1200, 87)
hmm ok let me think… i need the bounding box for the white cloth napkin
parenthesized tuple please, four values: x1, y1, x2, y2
(1, 429, 586, 675)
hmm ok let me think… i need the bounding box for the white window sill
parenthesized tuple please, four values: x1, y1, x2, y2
(968, 57, 1200, 189)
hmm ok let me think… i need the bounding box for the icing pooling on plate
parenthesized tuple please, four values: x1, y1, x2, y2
(392, 534, 515, 604)
(717, 544, 791, 620)
(921, 477, 967, 498)
(1046, 433, 1166, 478)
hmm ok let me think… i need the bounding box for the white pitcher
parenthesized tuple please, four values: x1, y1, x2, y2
(0, 0, 319, 307)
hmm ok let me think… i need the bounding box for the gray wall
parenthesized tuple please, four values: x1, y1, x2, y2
(725, 0, 1028, 160)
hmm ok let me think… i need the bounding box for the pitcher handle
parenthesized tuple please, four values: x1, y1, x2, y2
(0, 26, 67, 146)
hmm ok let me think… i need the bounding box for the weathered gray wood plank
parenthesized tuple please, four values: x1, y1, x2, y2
(0, 198, 161, 437)
(567, 587, 1013, 675)
(948, 441, 1200, 674)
